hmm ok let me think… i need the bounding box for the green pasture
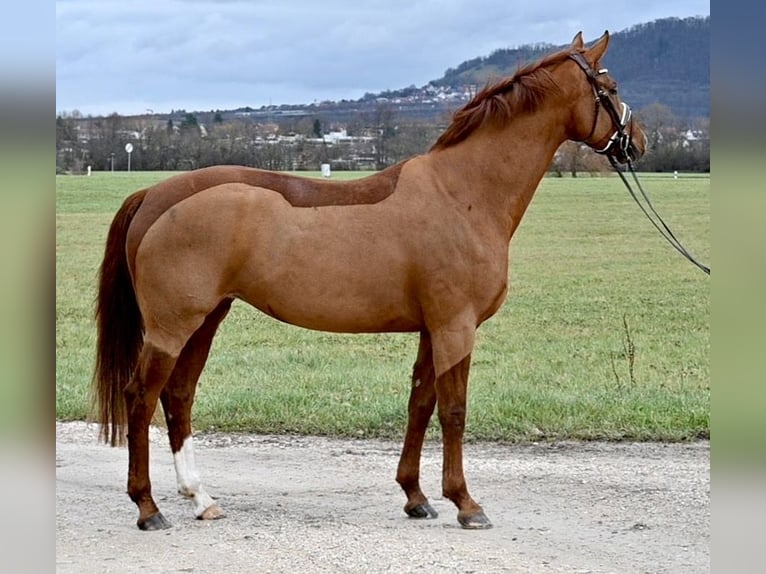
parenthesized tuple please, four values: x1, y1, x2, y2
(55, 170, 709, 442)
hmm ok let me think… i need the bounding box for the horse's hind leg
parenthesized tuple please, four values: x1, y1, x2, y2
(160, 299, 232, 521)
(396, 331, 439, 519)
(124, 341, 181, 531)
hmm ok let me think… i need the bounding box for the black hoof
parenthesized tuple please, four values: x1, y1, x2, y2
(405, 503, 439, 519)
(137, 512, 172, 531)
(458, 510, 493, 529)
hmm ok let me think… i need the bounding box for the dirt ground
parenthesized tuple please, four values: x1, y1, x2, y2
(55, 421, 709, 574)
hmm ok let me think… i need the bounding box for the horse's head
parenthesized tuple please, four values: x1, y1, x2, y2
(566, 31, 646, 164)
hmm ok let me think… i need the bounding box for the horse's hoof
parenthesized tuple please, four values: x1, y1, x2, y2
(458, 510, 493, 529)
(137, 512, 172, 531)
(197, 503, 225, 521)
(405, 502, 438, 519)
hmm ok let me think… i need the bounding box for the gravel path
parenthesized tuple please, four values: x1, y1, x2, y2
(56, 422, 709, 573)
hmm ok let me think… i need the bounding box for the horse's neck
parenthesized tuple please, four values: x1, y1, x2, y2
(428, 111, 566, 240)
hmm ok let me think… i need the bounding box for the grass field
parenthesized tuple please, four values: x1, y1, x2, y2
(55, 170, 710, 442)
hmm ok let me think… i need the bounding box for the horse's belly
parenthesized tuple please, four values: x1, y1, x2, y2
(238, 274, 421, 333)
(234, 224, 423, 333)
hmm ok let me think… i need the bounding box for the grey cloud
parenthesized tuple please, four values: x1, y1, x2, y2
(56, 0, 709, 115)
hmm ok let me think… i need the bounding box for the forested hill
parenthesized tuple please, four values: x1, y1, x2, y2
(431, 16, 709, 119)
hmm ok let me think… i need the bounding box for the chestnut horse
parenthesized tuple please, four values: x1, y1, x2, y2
(93, 32, 645, 531)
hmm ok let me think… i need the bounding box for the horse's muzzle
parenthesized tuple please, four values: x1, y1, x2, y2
(610, 119, 646, 164)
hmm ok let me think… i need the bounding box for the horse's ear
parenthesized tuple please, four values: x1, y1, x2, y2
(586, 30, 610, 63)
(571, 31, 584, 49)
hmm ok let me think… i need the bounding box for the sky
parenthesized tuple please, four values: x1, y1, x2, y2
(55, 0, 710, 117)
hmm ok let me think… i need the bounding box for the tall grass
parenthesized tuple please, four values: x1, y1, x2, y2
(56, 170, 709, 442)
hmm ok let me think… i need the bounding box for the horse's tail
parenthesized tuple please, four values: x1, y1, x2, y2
(92, 189, 148, 447)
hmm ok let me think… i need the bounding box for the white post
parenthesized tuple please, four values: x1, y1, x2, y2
(125, 143, 134, 172)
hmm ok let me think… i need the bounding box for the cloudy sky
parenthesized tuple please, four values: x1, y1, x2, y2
(56, 0, 709, 116)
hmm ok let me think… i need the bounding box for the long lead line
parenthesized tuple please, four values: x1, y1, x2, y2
(609, 157, 710, 275)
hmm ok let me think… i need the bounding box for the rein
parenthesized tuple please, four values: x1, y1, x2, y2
(569, 52, 711, 276)
(609, 158, 711, 275)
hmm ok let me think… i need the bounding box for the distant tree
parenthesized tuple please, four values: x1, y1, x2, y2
(313, 118, 322, 138)
(367, 103, 397, 169)
(56, 114, 81, 172)
(637, 103, 678, 152)
(81, 113, 126, 170)
(387, 121, 443, 162)
(550, 141, 610, 177)
(141, 125, 175, 170)
(553, 142, 586, 177)
(181, 113, 199, 131)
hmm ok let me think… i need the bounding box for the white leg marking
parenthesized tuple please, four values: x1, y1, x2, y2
(173, 436, 217, 517)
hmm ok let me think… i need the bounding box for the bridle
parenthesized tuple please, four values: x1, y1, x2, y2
(567, 51, 711, 275)
(569, 52, 637, 164)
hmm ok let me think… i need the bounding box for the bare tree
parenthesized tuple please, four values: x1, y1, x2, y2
(551, 141, 609, 177)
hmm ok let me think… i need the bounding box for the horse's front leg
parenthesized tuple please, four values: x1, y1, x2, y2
(435, 353, 492, 529)
(161, 300, 231, 522)
(396, 331, 438, 519)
